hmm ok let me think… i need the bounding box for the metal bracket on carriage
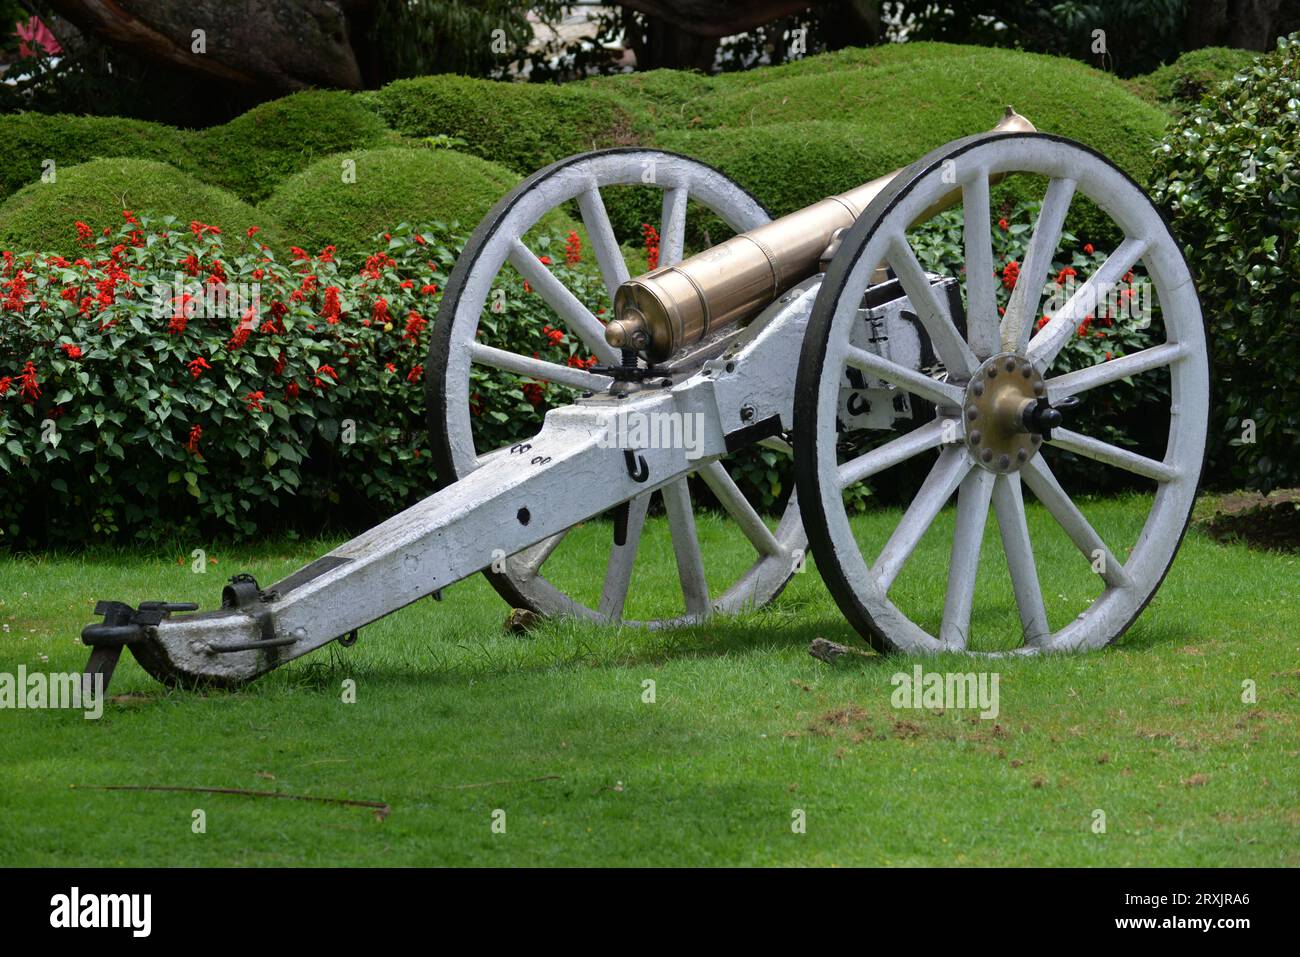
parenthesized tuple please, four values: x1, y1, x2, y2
(81, 599, 198, 694)
(207, 573, 298, 654)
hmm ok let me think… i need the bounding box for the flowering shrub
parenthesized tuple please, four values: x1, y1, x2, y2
(0, 212, 615, 546)
(0, 196, 1171, 547)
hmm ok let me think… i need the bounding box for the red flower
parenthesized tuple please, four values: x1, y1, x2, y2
(385, 362, 396, 373)
(542, 324, 564, 346)
(59, 287, 78, 301)
(59, 343, 82, 360)
(522, 382, 545, 406)
(403, 310, 427, 342)
(642, 223, 660, 271)
(185, 424, 202, 456)
(420, 283, 438, 296)
(229, 311, 254, 349)
(285, 381, 300, 400)
(1083, 243, 1095, 255)
(361, 251, 396, 280)
(537, 255, 552, 266)
(244, 390, 265, 412)
(565, 230, 582, 265)
(406, 365, 423, 384)
(1001, 260, 1020, 290)
(1035, 314, 1051, 331)
(998, 218, 1009, 230)
(1055, 266, 1077, 286)
(187, 356, 211, 379)
(372, 296, 391, 326)
(323, 286, 343, 325)
(75, 221, 94, 246)
(247, 226, 260, 238)
(0, 376, 10, 397)
(168, 294, 190, 335)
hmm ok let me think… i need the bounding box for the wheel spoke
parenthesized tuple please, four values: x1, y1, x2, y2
(1028, 237, 1148, 370)
(661, 478, 711, 618)
(1046, 342, 1187, 401)
(515, 528, 569, 577)
(838, 418, 950, 488)
(844, 345, 964, 408)
(699, 461, 783, 557)
(886, 234, 978, 377)
(576, 186, 631, 301)
(1047, 427, 1178, 483)
(991, 473, 1050, 645)
(1021, 455, 1132, 588)
(1000, 177, 1076, 353)
(961, 172, 999, 359)
(471, 342, 612, 392)
(940, 467, 994, 649)
(597, 493, 650, 621)
(509, 239, 620, 364)
(871, 447, 971, 591)
(660, 186, 688, 268)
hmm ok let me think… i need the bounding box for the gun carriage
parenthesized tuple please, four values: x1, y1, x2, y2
(82, 108, 1209, 690)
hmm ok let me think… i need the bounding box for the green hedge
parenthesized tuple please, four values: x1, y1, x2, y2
(364, 75, 641, 175)
(196, 90, 393, 203)
(1128, 47, 1262, 107)
(668, 47, 1167, 184)
(0, 43, 1179, 255)
(0, 113, 191, 201)
(259, 146, 522, 255)
(1150, 35, 1300, 492)
(0, 158, 280, 255)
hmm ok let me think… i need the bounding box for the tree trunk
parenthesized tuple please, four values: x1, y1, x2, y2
(44, 0, 373, 91)
(1185, 0, 1283, 50)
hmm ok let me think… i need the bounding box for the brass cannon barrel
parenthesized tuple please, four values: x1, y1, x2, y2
(607, 107, 1036, 362)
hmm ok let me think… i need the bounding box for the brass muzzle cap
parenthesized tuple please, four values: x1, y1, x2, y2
(605, 309, 650, 352)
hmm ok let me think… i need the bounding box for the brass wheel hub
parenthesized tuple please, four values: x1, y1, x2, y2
(962, 352, 1047, 474)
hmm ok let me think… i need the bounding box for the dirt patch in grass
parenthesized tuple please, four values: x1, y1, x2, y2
(1199, 489, 1300, 551)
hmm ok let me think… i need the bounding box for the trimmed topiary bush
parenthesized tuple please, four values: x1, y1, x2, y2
(364, 75, 640, 174)
(0, 158, 280, 256)
(1128, 47, 1262, 108)
(259, 146, 524, 256)
(1150, 34, 1300, 493)
(669, 46, 1168, 185)
(0, 112, 192, 201)
(641, 46, 1168, 250)
(196, 90, 393, 203)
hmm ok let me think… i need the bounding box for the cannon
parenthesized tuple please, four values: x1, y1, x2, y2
(81, 108, 1209, 692)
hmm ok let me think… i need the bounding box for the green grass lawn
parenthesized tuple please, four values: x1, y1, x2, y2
(1, 493, 1296, 866)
